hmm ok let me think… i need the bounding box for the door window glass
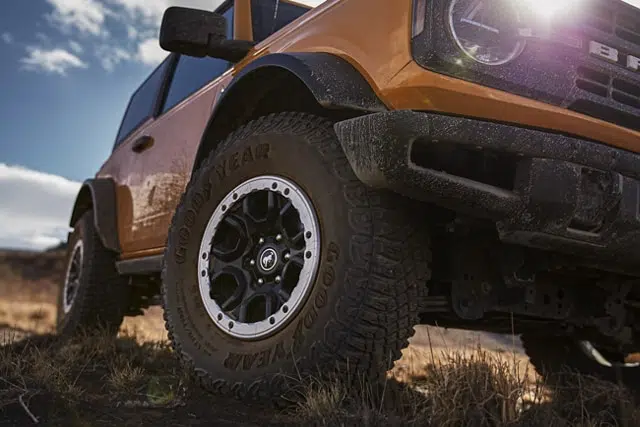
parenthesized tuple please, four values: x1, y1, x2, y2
(161, 5, 235, 113)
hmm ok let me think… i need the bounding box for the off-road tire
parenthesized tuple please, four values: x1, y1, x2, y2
(56, 210, 129, 337)
(161, 112, 432, 400)
(522, 333, 640, 390)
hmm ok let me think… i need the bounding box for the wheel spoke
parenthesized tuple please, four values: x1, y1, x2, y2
(224, 214, 248, 237)
(209, 265, 249, 303)
(234, 301, 249, 323)
(276, 288, 290, 304)
(71, 254, 81, 271)
(220, 293, 239, 311)
(288, 253, 304, 268)
(281, 254, 304, 284)
(265, 294, 275, 318)
(211, 214, 249, 262)
(279, 200, 293, 216)
(266, 191, 279, 221)
(242, 196, 251, 216)
(291, 230, 305, 245)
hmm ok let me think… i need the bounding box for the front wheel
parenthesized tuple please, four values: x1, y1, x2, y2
(161, 113, 432, 400)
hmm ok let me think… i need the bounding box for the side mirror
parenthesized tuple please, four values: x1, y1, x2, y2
(159, 7, 254, 62)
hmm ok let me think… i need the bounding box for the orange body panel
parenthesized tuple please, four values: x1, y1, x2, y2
(97, 0, 640, 259)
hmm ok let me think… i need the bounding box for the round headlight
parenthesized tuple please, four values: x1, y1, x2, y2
(448, 0, 527, 66)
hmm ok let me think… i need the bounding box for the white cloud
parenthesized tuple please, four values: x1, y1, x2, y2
(21, 47, 88, 76)
(0, 164, 80, 251)
(96, 44, 131, 71)
(36, 0, 327, 72)
(109, 0, 223, 22)
(68, 40, 84, 53)
(46, 0, 110, 36)
(137, 38, 168, 66)
(1, 32, 13, 45)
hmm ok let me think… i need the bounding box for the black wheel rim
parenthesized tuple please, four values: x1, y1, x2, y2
(197, 175, 320, 340)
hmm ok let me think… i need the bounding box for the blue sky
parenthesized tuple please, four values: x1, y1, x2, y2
(0, 0, 322, 251)
(1, 0, 228, 183)
(0, 0, 230, 250)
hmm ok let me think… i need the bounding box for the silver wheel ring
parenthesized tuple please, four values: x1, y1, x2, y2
(197, 175, 321, 340)
(62, 239, 83, 314)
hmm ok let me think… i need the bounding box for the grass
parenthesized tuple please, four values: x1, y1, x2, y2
(289, 346, 640, 427)
(1, 250, 640, 426)
(0, 319, 639, 425)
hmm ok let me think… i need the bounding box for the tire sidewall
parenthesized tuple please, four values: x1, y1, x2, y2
(56, 214, 89, 333)
(163, 122, 365, 387)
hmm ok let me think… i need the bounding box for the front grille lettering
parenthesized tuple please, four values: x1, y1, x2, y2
(589, 41, 619, 63)
(627, 55, 640, 71)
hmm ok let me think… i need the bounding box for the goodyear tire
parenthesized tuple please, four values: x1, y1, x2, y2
(57, 210, 129, 336)
(161, 113, 432, 399)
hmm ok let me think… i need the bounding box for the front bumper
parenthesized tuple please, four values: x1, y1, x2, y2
(334, 111, 640, 266)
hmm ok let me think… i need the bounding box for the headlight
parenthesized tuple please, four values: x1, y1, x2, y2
(444, 0, 583, 66)
(447, 0, 527, 66)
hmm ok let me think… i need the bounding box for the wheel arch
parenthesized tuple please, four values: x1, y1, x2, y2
(191, 52, 387, 173)
(69, 178, 121, 253)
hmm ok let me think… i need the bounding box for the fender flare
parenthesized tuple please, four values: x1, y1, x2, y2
(192, 52, 387, 172)
(230, 52, 387, 112)
(69, 178, 121, 253)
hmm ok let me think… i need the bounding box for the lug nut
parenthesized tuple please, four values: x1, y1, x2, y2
(276, 234, 282, 242)
(250, 259, 256, 266)
(284, 253, 291, 261)
(275, 276, 281, 283)
(258, 278, 264, 285)
(258, 237, 265, 244)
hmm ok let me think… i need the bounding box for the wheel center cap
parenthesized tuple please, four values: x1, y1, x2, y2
(258, 247, 278, 272)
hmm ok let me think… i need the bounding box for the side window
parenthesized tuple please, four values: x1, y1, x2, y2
(161, 6, 235, 113)
(251, 0, 310, 43)
(115, 57, 170, 145)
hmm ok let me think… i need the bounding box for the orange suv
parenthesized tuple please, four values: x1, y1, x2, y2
(60, 0, 640, 397)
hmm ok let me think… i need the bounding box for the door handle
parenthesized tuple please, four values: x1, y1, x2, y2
(131, 135, 154, 153)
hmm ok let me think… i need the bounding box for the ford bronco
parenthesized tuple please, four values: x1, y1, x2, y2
(60, 0, 640, 396)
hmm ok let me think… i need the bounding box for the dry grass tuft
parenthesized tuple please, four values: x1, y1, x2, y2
(0, 329, 187, 416)
(291, 345, 640, 427)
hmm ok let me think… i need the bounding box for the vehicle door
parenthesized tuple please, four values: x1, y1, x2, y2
(95, 57, 173, 255)
(125, 1, 237, 252)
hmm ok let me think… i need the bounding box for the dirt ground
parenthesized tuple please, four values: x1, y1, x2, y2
(0, 250, 637, 426)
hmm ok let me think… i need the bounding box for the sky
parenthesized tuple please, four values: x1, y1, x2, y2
(0, 0, 323, 251)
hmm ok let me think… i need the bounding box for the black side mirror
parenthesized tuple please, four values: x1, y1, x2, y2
(160, 7, 254, 62)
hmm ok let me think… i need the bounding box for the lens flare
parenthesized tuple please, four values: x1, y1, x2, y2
(518, 0, 581, 18)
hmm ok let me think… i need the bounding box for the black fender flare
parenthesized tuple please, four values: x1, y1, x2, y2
(192, 52, 387, 173)
(69, 178, 121, 253)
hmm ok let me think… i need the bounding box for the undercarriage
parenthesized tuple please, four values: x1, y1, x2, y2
(421, 216, 640, 360)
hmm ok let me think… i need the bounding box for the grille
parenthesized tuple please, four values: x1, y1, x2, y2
(585, 1, 640, 46)
(577, 66, 640, 110)
(568, 1, 640, 130)
(573, 66, 640, 131)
